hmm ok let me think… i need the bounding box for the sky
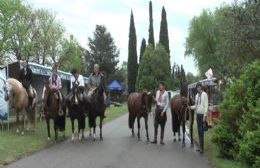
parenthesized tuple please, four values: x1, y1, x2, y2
(26, 0, 232, 75)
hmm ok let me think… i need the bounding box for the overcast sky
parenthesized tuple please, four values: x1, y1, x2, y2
(26, 0, 232, 75)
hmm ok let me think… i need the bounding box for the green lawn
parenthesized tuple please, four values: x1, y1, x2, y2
(0, 104, 128, 166)
(191, 123, 250, 168)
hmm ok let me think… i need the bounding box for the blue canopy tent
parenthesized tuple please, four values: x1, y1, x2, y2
(108, 80, 124, 91)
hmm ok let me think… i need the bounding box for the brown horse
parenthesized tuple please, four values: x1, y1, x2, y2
(170, 95, 191, 147)
(128, 92, 153, 142)
(2, 78, 36, 134)
(42, 84, 66, 141)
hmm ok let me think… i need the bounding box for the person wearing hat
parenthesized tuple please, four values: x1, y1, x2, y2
(19, 60, 33, 95)
(151, 81, 169, 145)
(49, 65, 63, 113)
(190, 82, 208, 154)
(88, 64, 106, 101)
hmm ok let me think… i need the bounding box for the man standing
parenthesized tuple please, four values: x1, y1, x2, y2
(19, 60, 33, 95)
(151, 82, 169, 145)
(190, 82, 208, 154)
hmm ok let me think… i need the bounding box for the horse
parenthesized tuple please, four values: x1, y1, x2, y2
(1, 78, 36, 134)
(86, 83, 106, 141)
(128, 91, 153, 142)
(66, 85, 86, 141)
(170, 95, 191, 147)
(42, 84, 66, 141)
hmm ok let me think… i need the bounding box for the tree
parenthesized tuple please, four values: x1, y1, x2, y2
(87, 25, 119, 84)
(139, 38, 146, 63)
(59, 35, 82, 72)
(159, 6, 170, 55)
(136, 44, 171, 93)
(148, 1, 155, 48)
(127, 11, 138, 93)
(186, 72, 199, 84)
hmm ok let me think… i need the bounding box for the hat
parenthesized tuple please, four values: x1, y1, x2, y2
(94, 64, 99, 68)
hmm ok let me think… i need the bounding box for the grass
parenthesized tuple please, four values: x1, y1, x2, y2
(0, 104, 128, 166)
(191, 122, 251, 168)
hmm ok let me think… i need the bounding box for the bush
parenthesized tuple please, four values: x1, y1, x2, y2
(212, 60, 260, 167)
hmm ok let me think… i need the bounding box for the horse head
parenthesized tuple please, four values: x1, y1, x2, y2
(141, 91, 153, 114)
(72, 85, 84, 105)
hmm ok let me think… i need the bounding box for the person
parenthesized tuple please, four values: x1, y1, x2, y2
(19, 60, 33, 95)
(70, 68, 84, 90)
(151, 82, 169, 145)
(49, 65, 63, 113)
(88, 64, 106, 101)
(190, 82, 208, 154)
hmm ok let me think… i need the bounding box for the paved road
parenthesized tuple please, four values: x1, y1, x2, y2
(7, 114, 212, 168)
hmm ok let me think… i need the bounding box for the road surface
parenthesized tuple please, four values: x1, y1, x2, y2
(6, 114, 212, 168)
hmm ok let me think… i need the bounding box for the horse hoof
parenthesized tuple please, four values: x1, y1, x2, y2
(71, 135, 75, 141)
(16, 129, 20, 134)
(100, 137, 103, 141)
(182, 143, 186, 147)
(21, 131, 24, 136)
(191, 143, 194, 148)
(48, 137, 50, 141)
(178, 138, 181, 142)
(173, 139, 176, 142)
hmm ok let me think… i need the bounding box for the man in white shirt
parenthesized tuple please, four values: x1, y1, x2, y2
(190, 82, 208, 154)
(151, 82, 169, 145)
(70, 68, 84, 90)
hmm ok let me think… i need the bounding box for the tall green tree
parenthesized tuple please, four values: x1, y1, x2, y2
(148, 1, 155, 48)
(59, 35, 82, 72)
(127, 11, 138, 93)
(159, 6, 170, 55)
(139, 38, 146, 63)
(137, 44, 171, 93)
(87, 25, 119, 84)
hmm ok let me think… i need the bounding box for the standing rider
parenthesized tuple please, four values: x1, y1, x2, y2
(88, 64, 107, 102)
(49, 65, 63, 114)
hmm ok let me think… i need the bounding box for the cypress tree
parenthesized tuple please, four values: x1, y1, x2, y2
(148, 1, 155, 48)
(139, 38, 146, 63)
(127, 11, 138, 93)
(159, 6, 170, 55)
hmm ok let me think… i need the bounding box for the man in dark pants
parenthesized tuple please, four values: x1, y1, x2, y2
(190, 82, 208, 154)
(151, 82, 169, 145)
(19, 60, 33, 95)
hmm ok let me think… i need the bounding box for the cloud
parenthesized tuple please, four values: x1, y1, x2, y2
(26, 0, 232, 76)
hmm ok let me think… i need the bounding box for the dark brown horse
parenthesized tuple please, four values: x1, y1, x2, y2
(170, 95, 191, 147)
(66, 85, 86, 141)
(128, 92, 153, 142)
(86, 83, 106, 141)
(42, 84, 66, 141)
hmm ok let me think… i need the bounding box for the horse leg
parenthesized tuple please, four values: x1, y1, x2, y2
(54, 121, 58, 142)
(131, 116, 136, 137)
(137, 117, 141, 140)
(145, 116, 149, 142)
(71, 118, 75, 141)
(93, 118, 96, 141)
(46, 118, 51, 141)
(190, 111, 194, 147)
(21, 112, 25, 135)
(178, 117, 181, 142)
(182, 120, 186, 147)
(16, 112, 20, 134)
(100, 117, 103, 141)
